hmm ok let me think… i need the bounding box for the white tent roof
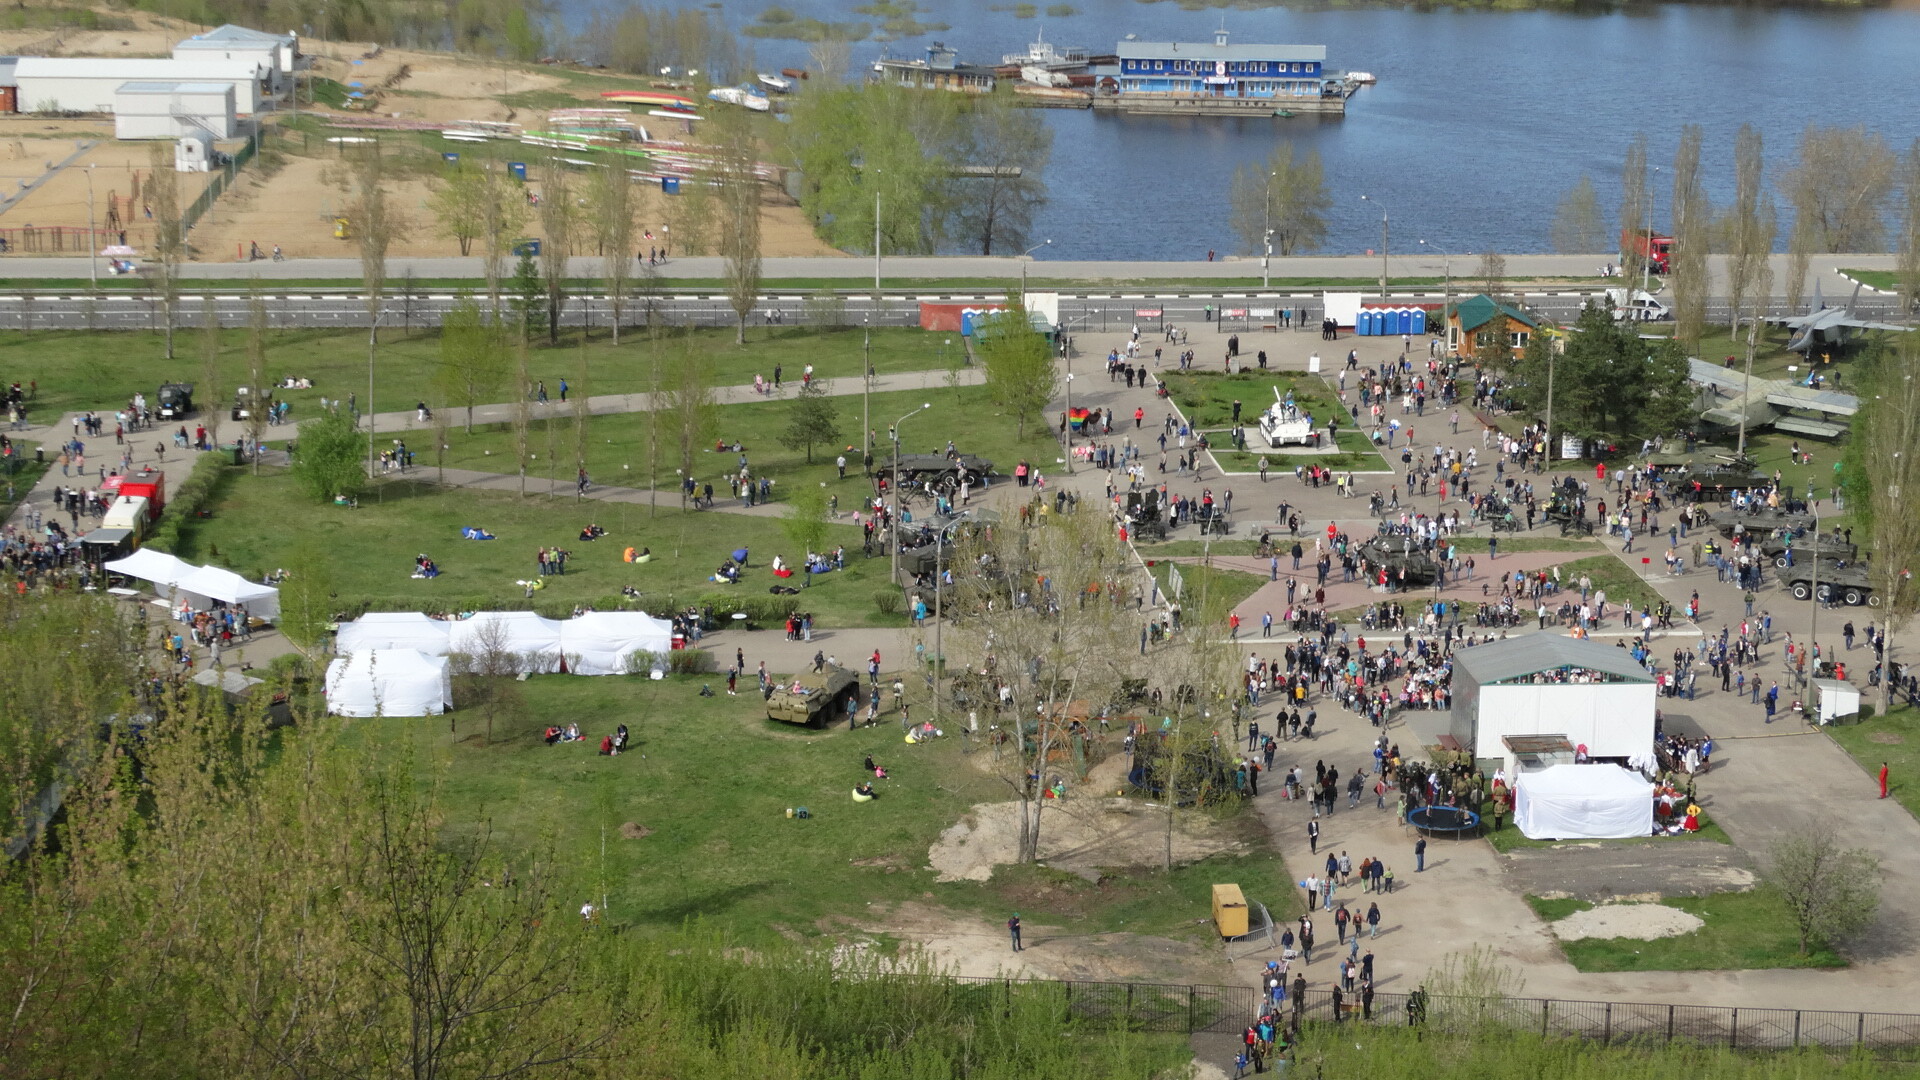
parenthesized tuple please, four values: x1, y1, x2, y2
(173, 564, 280, 618)
(324, 649, 453, 717)
(105, 548, 196, 592)
(191, 668, 265, 696)
(337, 612, 453, 653)
(559, 611, 674, 675)
(447, 612, 565, 674)
(1512, 764, 1653, 841)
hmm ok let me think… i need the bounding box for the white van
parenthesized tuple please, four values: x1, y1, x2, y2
(101, 495, 149, 538)
(1606, 288, 1670, 322)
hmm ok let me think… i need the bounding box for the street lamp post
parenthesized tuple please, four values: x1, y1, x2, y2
(1263, 170, 1277, 289)
(1063, 372, 1075, 475)
(85, 164, 97, 290)
(1361, 194, 1388, 300)
(1020, 239, 1052, 303)
(873, 185, 883, 307)
(888, 403, 931, 586)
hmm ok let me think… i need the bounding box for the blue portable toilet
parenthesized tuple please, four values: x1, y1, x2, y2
(1365, 310, 1382, 335)
(1355, 310, 1371, 335)
(442, 152, 460, 164)
(1411, 308, 1427, 334)
(661, 177, 681, 195)
(1394, 309, 1412, 335)
(508, 161, 527, 181)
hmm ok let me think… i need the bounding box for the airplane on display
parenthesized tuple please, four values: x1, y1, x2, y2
(1768, 281, 1910, 354)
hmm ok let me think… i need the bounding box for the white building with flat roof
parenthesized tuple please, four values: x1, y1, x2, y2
(114, 82, 237, 140)
(173, 24, 297, 95)
(15, 56, 268, 115)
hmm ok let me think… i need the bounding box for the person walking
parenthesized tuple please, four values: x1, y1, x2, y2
(1008, 913, 1023, 951)
(1880, 761, 1891, 800)
(1414, 836, 1427, 872)
(1366, 901, 1381, 939)
(1307, 815, 1320, 854)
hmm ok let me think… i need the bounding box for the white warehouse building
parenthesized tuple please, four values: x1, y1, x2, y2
(173, 24, 298, 97)
(113, 82, 236, 140)
(14, 56, 269, 115)
(1447, 635, 1658, 778)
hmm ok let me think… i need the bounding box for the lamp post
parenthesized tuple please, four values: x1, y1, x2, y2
(1063, 372, 1075, 475)
(1020, 238, 1051, 303)
(932, 524, 945, 719)
(1361, 194, 1387, 300)
(873, 183, 883, 308)
(1263, 169, 1276, 289)
(862, 322, 872, 462)
(888, 402, 931, 586)
(85, 164, 96, 290)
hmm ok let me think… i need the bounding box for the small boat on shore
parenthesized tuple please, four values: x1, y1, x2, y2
(779, 67, 808, 80)
(708, 85, 772, 112)
(758, 72, 793, 93)
(1346, 71, 1377, 84)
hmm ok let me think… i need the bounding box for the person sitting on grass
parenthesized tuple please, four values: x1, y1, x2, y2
(598, 733, 614, 755)
(561, 723, 582, 743)
(544, 726, 562, 745)
(854, 781, 878, 801)
(579, 523, 606, 541)
(413, 554, 441, 579)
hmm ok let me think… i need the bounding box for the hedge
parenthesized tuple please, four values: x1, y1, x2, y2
(144, 452, 233, 553)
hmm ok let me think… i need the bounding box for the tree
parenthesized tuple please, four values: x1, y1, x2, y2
(1899, 140, 1920, 316)
(1472, 305, 1513, 374)
(1782, 124, 1898, 252)
(1786, 213, 1814, 314)
(429, 162, 486, 256)
(781, 481, 831, 558)
(659, 355, 716, 509)
(434, 293, 508, 432)
(199, 298, 223, 451)
(778, 378, 841, 463)
(480, 161, 530, 310)
(147, 143, 184, 359)
(349, 143, 397, 344)
(710, 108, 763, 345)
(510, 250, 544, 335)
(1477, 251, 1508, 302)
(1766, 819, 1881, 955)
(290, 409, 367, 503)
(245, 291, 269, 472)
(1509, 302, 1692, 445)
(1841, 335, 1920, 718)
(1227, 143, 1331, 256)
(785, 82, 960, 254)
(589, 163, 637, 344)
(513, 330, 533, 496)
(1725, 124, 1778, 335)
(949, 92, 1051, 255)
(1669, 124, 1711, 352)
(976, 302, 1056, 440)
(1549, 175, 1606, 254)
(537, 154, 577, 345)
(1618, 133, 1650, 283)
(275, 538, 336, 662)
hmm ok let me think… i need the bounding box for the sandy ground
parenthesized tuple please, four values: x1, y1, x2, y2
(0, 135, 227, 252)
(842, 901, 1239, 985)
(1550, 903, 1706, 942)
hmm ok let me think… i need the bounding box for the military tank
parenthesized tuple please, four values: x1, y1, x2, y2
(1355, 537, 1439, 590)
(1670, 453, 1771, 503)
(766, 667, 862, 726)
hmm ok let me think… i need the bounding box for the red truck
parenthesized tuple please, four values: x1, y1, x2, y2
(1621, 229, 1673, 275)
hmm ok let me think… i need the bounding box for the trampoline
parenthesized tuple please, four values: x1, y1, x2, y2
(1408, 805, 1481, 838)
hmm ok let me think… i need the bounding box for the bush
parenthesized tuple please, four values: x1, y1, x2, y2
(872, 590, 901, 615)
(666, 648, 714, 675)
(697, 592, 812, 623)
(1859, 703, 1875, 721)
(145, 452, 233, 553)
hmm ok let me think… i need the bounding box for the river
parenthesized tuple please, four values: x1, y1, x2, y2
(559, 0, 1920, 260)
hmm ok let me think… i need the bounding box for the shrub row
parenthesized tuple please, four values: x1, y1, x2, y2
(145, 453, 233, 553)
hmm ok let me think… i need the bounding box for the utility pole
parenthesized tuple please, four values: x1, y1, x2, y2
(862, 326, 872, 460)
(1737, 318, 1759, 457)
(1362, 194, 1387, 299)
(887, 404, 930, 587)
(1263, 170, 1275, 289)
(85, 164, 96, 290)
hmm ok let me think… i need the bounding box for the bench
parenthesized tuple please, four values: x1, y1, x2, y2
(1772, 416, 1846, 439)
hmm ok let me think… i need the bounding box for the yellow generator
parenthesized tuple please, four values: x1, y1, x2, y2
(333, 216, 351, 240)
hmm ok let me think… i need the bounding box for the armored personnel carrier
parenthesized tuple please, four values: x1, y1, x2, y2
(766, 667, 862, 726)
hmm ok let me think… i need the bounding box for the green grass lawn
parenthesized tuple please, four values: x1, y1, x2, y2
(1556, 554, 1667, 615)
(365, 674, 1291, 947)
(1162, 369, 1346, 432)
(1144, 561, 1267, 618)
(1824, 700, 1920, 819)
(432, 383, 1063, 507)
(1526, 892, 1844, 971)
(1487, 816, 1731, 854)
(0, 324, 948, 421)
(173, 468, 909, 627)
(1839, 269, 1898, 291)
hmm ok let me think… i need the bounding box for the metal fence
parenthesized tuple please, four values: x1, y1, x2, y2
(955, 975, 1920, 1049)
(180, 132, 262, 236)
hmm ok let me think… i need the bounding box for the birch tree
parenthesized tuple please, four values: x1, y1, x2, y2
(1618, 134, 1650, 284)
(590, 164, 637, 344)
(1670, 125, 1711, 352)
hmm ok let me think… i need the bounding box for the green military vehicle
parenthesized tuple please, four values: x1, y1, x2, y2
(1776, 560, 1876, 607)
(766, 667, 862, 727)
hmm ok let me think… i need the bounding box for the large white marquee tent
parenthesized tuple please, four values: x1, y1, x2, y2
(324, 649, 454, 717)
(336, 612, 453, 653)
(1512, 764, 1654, 841)
(334, 611, 673, 676)
(106, 552, 279, 617)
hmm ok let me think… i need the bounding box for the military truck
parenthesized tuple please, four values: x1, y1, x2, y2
(157, 382, 194, 420)
(766, 667, 862, 726)
(1776, 561, 1876, 607)
(1668, 453, 1771, 503)
(886, 453, 997, 496)
(1713, 507, 1813, 539)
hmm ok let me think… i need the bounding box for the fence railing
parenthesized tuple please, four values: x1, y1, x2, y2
(953, 975, 1920, 1049)
(180, 132, 261, 237)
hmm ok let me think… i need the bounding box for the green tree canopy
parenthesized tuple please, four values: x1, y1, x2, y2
(1227, 143, 1331, 257)
(976, 302, 1057, 440)
(779, 379, 842, 464)
(290, 409, 367, 503)
(1509, 304, 1693, 446)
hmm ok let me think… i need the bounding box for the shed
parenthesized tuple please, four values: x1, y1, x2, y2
(174, 24, 297, 92)
(0, 58, 19, 114)
(1812, 678, 1861, 724)
(114, 81, 236, 140)
(1449, 635, 1656, 776)
(1445, 294, 1542, 358)
(14, 56, 266, 115)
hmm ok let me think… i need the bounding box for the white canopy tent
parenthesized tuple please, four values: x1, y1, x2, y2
(446, 612, 565, 674)
(172, 564, 281, 619)
(337, 612, 453, 653)
(1512, 764, 1654, 841)
(324, 649, 453, 717)
(559, 611, 674, 675)
(105, 548, 196, 595)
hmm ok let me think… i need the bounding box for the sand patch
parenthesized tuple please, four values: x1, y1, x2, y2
(1867, 731, 1904, 744)
(930, 796, 1246, 883)
(840, 901, 1236, 984)
(1551, 903, 1704, 942)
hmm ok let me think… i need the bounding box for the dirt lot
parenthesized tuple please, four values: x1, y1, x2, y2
(840, 901, 1238, 985)
(0, 13, 841, 260)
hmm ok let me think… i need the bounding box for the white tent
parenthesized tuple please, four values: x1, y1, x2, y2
(337, 612, 453, 653)
(324, 649, 453, 717)
(1512, 764, 1653, 841)
(559, 611, 674, 675)
(173, 564, 281, 619)
(105, 548, 196, 595)
(446, 612, 565, 674)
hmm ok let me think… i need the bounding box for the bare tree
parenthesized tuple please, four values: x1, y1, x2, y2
(479, 161, 529, 311)
(199, 297, 224, 451)
(1855, 336, 1920, 719)
(1785, 214, 1814, 314)
(350, 143, 396, 345)
(148, 144, 184, 359)
(1549, 175, 1606, 254)
(1618, 134, 1650, 283)
(1782, 124, 1899, 253)
(1670, 124, 1711, 351)
(1726, 124, 1777, 334)
(1227, 143, 1331, 256)
(658, 353, 716, 510)
(590, 164, 637, 344)
(537, 154, 577, 345)
(1766, 819, 1881, 956)
(513, 331, 532, 496)
(1899, 139, 1920, 316)
(246, 290, 269, 472)
(711, 108, 763, 345)
(950, 92, 1051, 256)
(1477, 251, 1507, 302)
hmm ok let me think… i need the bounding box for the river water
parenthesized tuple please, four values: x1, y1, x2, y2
(562, 0, 1920, 260)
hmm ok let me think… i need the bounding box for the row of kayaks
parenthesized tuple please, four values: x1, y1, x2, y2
(601, 71, 796, 116)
